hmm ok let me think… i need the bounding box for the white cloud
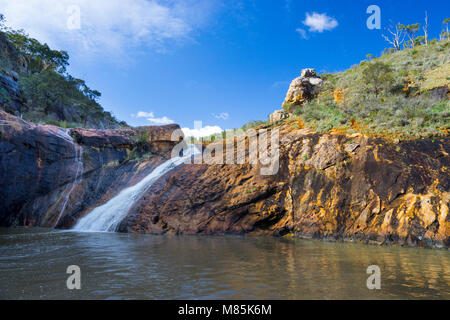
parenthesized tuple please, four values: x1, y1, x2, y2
(0, 0, 216, 58)
(182, 126, 222, 138)
(302, 12, 338, 33)
(136, 111, 155, 118)
(146, 116, 174, 125)
(212, 112, 229, 120)
(136, 111, 174, 125)
(295, 28, 308, 39)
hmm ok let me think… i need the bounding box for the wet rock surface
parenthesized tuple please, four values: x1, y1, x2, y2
(122, 123, 449, 248)
(0, 111, 180, 228)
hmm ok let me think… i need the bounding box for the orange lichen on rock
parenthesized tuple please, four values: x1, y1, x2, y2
(121, 123, 449, 248)
(333, 89, 345, 104)
(350, 119, 360, 131)
(330, 128, 348, 135)
(402, 76, 419, 95)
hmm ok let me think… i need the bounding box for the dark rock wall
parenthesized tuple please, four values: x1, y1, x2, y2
(0, 111, 180, 228)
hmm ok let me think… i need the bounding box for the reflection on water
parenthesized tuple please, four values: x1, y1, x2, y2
(0, 228, 448, 299)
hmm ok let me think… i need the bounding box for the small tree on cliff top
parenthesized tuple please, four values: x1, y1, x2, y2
(400, 23, 421, 48)
(443, 18, 450, 39)
(5, 29, 69, 74)
(361, 61, 393, 97)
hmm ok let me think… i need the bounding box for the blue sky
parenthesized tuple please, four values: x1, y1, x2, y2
(1, 0, 449, 136)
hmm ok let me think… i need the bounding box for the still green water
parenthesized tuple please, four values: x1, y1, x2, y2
(0, 228, 448, 299)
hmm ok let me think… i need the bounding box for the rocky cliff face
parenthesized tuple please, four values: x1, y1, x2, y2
(120, 123, 449, 248)
(0, 110, 180, 228)
(0, 33, 26, 116)
(1, 111, 449, 248)
(0, 73, 22, 115)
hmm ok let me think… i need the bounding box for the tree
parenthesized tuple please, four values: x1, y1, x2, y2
(20, 70, 71, 114)
(423, 12, 429, 46)
(0, 13, 122, 128)
(443, 18, 450, 40)
(361, 61, 393, 97)
(400, 23, 421, 48)
(83, 88, 101, 102)
(79, 102, 97, 128)
(5, 30, 69, 73)
(68, 77, 102, 102)
(382, 21, 405, 51)
(414, 36, 426, 46)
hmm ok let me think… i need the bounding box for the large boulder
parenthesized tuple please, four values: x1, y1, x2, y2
(283, 68, 323, 111)
(270, 110, 289, 122)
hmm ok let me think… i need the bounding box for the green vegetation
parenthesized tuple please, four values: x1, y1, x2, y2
(186, 120, 274, 145)
(82, 151, 90, 162)
(400, 23, 421, 48)
(124, 147, 153, 162)
(281, 24, 450, 139)
(131, 131, 150, 145)
(5, 29, 69, 74)
(0, 14, 126, 129)
(241, 120, 267, 132)
(103, 160, 120, 168)
(125, 147, 139, 162)
(41, 119, 82, 128)
(443, 19, 450, 40)
(361, 61, 394, 96)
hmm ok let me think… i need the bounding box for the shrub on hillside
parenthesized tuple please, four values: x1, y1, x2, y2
(0, 15, 125, 129)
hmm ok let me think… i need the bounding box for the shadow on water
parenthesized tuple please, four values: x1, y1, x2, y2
(0, 228, 449, 299)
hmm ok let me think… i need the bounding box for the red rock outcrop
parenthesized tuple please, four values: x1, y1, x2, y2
(121, 123, 449, 248)
(283, 68, 324, 110)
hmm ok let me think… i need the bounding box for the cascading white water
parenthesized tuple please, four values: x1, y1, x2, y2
(53, 128, 84, 227)
(73, 144, 200, 232)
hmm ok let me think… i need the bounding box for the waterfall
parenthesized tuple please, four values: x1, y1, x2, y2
(73, 144, 200, 232)
(53, 128, 84, 227)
